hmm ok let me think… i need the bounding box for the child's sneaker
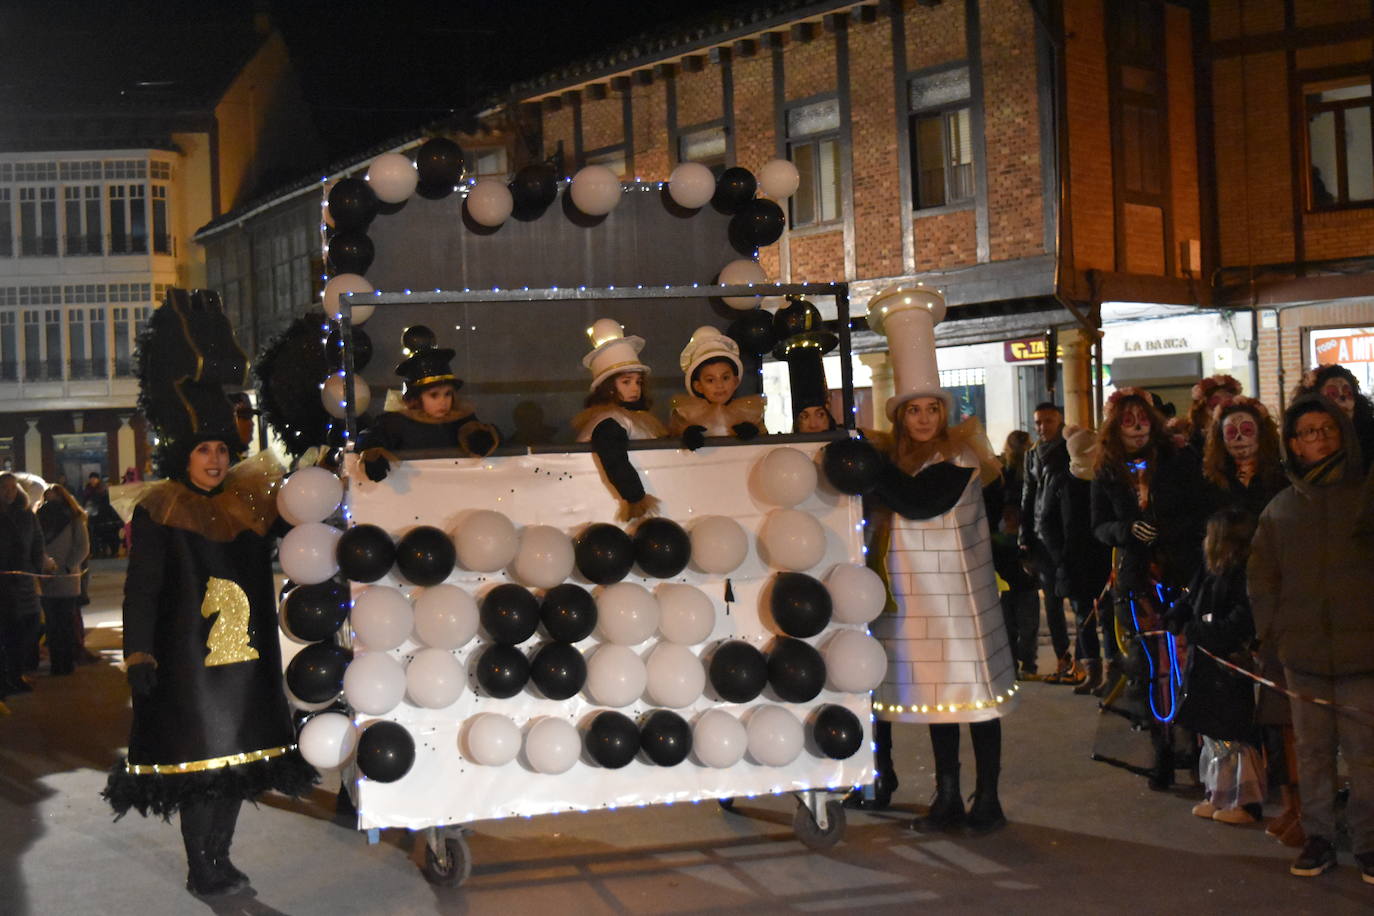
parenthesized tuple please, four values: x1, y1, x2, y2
(1357, 852, 1374, 885)
(1191, 800, 1217, 819)
(1213, 806, 1257, 825)
(1290, 836, 1337, 877)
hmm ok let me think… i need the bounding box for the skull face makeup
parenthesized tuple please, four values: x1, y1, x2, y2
(1320, 377, 1356, 418)
(1222, 411, 1259, 463)
(1119, 403, 1152, 452)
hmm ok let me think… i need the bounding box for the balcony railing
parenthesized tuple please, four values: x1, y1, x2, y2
(19, 236, 58, 257)
(64, 235, 104, 256)
(68, 358, 107, 380)
(0, 364, 17, 381)
(113, 358, 136, 378)
(22, 358, 64, 381)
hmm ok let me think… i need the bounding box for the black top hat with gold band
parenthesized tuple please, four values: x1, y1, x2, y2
(395, 347, 461, 400)
(775, 329, 838, 411)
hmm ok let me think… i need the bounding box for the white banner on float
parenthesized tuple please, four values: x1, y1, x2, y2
(341, 440, 873, 831)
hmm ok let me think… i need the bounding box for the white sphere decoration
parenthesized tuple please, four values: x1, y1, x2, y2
(759, 509, 827, 571)
(752, 446, 819, 507)
(298, 712, 358, 770)
(688, 515, 748, 575)
(717, 258, 767, 309)
(693, 709, 748, 769)
(342, 651, 407, 716)
(465, 713, 522, 766)
(286, 685, 335, 712)
(655, 583, 716, 645)
(350, 585, 413, 652)
(585, 644, 647, 707)
(466, 178, 514, 227)
(321, 372, 371, 419)
(323, 273, 375, 323)
(413, 584, 479, 649)
(279, 522, 340, 585)
(824, 629, 888, 693)
(454, 510, 518, 572)
(278, 466, 343, 526)
(569, 164, 622, 216)
(510, 524, 574, 589)
(746, 705, 804, 767)
(825, 563, 887, 625)
(366, 152, 418, 204)
(525, 717, 581, 775)
(668, 161, 716, 209)
(645, 642, 705, 708)
(405, 648, 466, 708)
(758, 158, 801, 200)
(595, 582, 660, 646)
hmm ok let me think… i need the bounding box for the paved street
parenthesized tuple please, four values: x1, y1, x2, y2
(1, 559, 1369, 915)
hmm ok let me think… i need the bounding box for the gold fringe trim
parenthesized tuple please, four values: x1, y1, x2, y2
(124, 743, 295, 775)
(135, 451, 284, 541)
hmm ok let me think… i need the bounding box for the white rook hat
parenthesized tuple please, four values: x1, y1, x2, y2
(867, 284, 951, 420)
(582, 318, 650, 391)
(679, 325, 743, 396)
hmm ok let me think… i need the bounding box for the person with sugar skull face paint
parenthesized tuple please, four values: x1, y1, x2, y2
(1202, 398, 1288, 519)
(1187, 375, 1243, 455)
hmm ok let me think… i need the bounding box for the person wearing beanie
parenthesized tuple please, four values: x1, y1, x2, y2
(669, 326, 767, 449)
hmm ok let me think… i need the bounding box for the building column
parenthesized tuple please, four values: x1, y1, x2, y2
(860, 352, 894, 433)
(24, 417, 41, 476)
(1061, 329, 1095, 429)
(117, 414, 136, 479)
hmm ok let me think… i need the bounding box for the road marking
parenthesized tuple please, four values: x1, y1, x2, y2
(916, 839, 1011, 874)
(739, 856, 906, 895)
(794, 889, 940, 910)
(995, 879, 1039, 890)
(716, 840, 806, 858)
(888, 844, 953, 869)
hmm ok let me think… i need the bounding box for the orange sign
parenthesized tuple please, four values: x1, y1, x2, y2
(1003, 337, 1064, 363)
(1314, 332, 1374, 365)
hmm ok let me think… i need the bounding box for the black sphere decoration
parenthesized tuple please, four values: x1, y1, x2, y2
(395, 525, 456, 587)
(285, 642, 351, 703)
(326, 230, 375, 276)
(633, 518, 691, 579)
(282, 580, 351, 643)
(356, 720, 416, 783)
(813, 704, 864, 760)
(327, 178, 378, 231)
(640, 710, 693, 766)
(587, 711, 640, 769)
(540, 583, 598, 642)
(415, 137, 465, 188)
(708, 640, 768, 703)
(401, 324, 437, 353)
(727, 309, 778, 357)
(509, 163, 558, 218)
(732, 198, 786, 248)
(480, 583, 541, 645)
(326, 324, 373, 373)
(767, 637, 827, 703)
(530, 643, 587, 700)
(774, 297, 824, 340)
(336, 524, 395, 583)
(712, 166, 757, 214)
(574, 523, 635, 585)
(822, 438, 884, 495)
(475, 644, 531, 698)
(770, 572, 833, 638)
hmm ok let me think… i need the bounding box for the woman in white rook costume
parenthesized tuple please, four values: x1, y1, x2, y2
(862, 285, 1018, 835)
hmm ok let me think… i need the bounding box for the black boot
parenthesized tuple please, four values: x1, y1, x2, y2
(965, 720, 1007, 835)
(180, 800, 241, 897)
(911, 724, 965, 833)
(844, 721, 898, 810)
(209, 797, 249, 890)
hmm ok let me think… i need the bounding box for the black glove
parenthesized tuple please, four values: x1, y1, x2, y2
(731, 422, 759, 441)
(464, 428, 497, 457)
(127, 662, 157, 698)
(363, 454, 390, 482)
(682, 425, 706, 451)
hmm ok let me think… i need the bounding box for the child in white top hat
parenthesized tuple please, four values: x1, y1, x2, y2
(669, 326, 767, 449)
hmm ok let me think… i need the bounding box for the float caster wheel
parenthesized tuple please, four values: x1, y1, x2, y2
(792, 794, 845, 850)
(421, 827, 471, 887)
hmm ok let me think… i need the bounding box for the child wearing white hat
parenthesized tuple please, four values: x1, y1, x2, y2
(669, 326, 767, 449)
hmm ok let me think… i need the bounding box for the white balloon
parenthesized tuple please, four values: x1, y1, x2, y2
(279, 522, 340, 585)
(321, 372, 371, 419)
(298, 712, 358, 770)
(286, 685, 335, 712)
(323, 273, 375, 323)
(351, 586, 413, 651)
(511, 524, 574, 589)
(366, 152, 418, 204)
(278, 466, 343, 526)
(413, 584, 479, 648)
(826, 563, 888, 624)
(569, 165, 622, 216)
(595, 582, 659, 646)
(746, 705, 804, 767)
(668, 161, 716, 209)
(454, 510, 518, 572)
(752, 447, 818, 507)
(465, 713, 521, 766)
(759, 509, 827, 571)
(466, 178, 514, 227)
(525, 717, 581, 775)
(689, 515, 748, 575)
(758, 158, 801, 200)
(645, 643, 705, 708)
(693, 709, 747, 769)
(824, 629, 888, 693)
(585, 644, 647, 707)
(718, 258, 767, 309)
(656, 583, 716, 645)
(343, 651, 406, 715)
(405, 648, 466, 708)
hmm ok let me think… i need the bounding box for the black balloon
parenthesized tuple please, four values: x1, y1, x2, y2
(574, 523, 634, 585)
(822, 438, 884, 495)
(633, 518, 691, 578)
(770, 572, 833, 638)
(327, 178, 378, 231)
(326, 324, 373, 373)
(326, 230, 375, 275)
(401, 324, 437, 353)
(712, 166, 757, 214)
(395, 525, 456, 587)
(587, 711, 640, 769)
(727, 309, 778, 357)
(639, 710, 692, 766)
(285, 642, 351, 703)
(475, 644, 531, 698)
(282, 580, 351, 643)
(708, 640, 768, 703)
(336, 524, 395, 583)
(540, 584, 598, 642)
(767, 637, 827, 703)
(731, 198, 786, 247)
(774, 298, 823, 340)
(813, 704, 863, 760)
(480, 584, 541, 645)
(415, 137, 466, 187)
(530, 642, 587, 700)
(509, 163, 558, 216)
(356, 720, 416, 783)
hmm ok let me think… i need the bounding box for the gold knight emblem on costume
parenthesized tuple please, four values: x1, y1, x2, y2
(201, 577, 260, 666)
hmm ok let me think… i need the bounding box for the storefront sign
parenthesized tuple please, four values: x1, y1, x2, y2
(1122, 337, 1189, 353)
(1313, 329, 1374, 365)
(1003, 337, 1063, 363)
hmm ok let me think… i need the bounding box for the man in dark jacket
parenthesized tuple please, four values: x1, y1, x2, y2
(1249, 394, 1374, 882)
(1019, 403, 1074, 681)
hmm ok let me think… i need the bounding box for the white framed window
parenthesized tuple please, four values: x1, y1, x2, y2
(1305, 78, 1373, 209)
(108, 184, 148, 254)
(470, 147, 508, 178)
(678, 124, 727, 175)
(19, 186, 58, 256)
(909, 66, 975, 210)
(64, 185, 103, 255)
(0, 312, 16, 380)
(151, 185, 170, 254)
(0, 188, 11, 257)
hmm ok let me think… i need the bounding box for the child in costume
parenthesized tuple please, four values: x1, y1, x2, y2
(669, 326, 766, 449)
(775, 321, 840, 434)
